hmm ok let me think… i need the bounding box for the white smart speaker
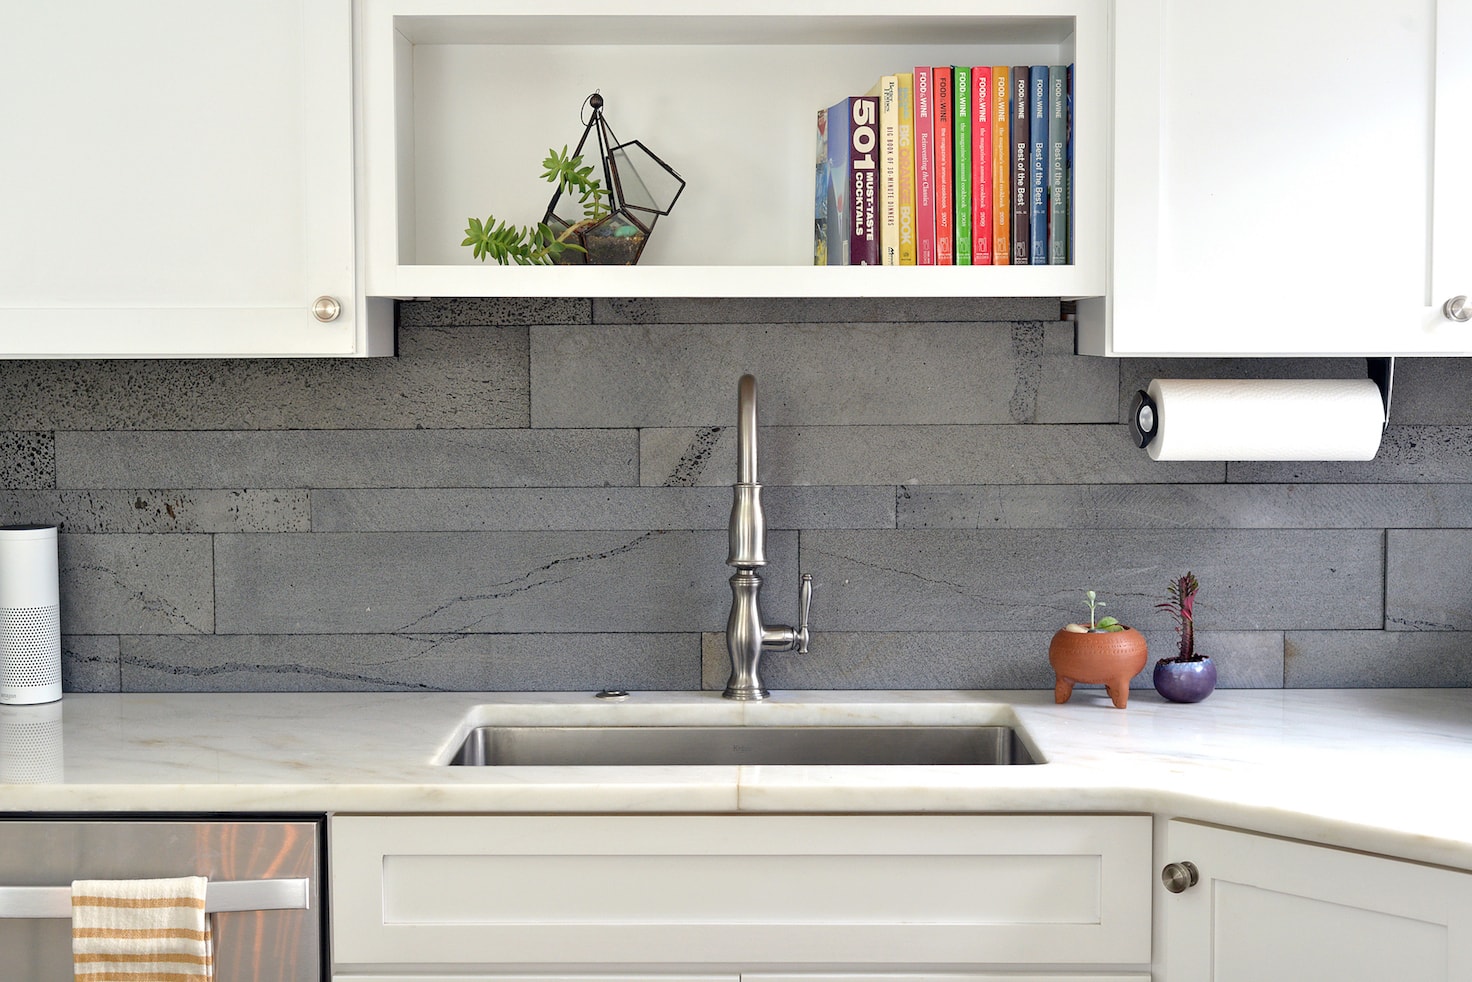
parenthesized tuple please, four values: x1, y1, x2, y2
(0, 525, 62, 705)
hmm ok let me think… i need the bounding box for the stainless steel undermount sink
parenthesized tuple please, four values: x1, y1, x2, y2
(448, 724, 1040, 766)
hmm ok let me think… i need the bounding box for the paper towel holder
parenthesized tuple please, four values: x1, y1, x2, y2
(1129, 357, 1395, 452)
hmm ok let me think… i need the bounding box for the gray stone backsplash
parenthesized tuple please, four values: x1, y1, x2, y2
(3, 298, 1471, 694)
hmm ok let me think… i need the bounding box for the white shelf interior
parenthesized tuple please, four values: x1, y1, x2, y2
(359, 1, 1105, 298)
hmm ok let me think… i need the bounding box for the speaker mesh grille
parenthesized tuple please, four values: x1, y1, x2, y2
(1, 605, 61, 687)
(0, 716, 64, 781)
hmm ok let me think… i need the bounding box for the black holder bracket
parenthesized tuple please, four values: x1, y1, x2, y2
(1129, 387, 1159, 450)
(1367, 356, 1394, 428)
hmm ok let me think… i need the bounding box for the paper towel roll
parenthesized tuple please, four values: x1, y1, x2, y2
(1142, 378, 1385, 461)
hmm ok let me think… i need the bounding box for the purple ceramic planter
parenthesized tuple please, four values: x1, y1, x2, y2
(1153, 656, 1217, 703)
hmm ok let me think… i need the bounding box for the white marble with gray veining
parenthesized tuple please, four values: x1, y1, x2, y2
(1, 689, 1469, 870)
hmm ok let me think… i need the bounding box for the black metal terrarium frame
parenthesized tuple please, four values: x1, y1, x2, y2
(541, 93, 686, 266)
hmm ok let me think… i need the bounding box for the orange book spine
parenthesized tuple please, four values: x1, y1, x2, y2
(991, 66, 1011, 265)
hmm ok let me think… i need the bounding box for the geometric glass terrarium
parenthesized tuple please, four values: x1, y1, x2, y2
(543, 93, 686, 265)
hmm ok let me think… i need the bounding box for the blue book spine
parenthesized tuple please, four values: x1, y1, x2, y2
(1028, 65, 1048, 264)
(825, 97, 853, 265)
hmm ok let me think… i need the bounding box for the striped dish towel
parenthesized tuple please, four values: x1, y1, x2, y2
(72, 876, 213, 981)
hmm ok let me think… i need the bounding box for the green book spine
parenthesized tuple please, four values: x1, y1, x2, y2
(1048, 65, 1069, 264)
(953, 66, 972, 265)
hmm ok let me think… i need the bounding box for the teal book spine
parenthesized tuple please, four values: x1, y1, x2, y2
(814, 107, 829, 266)
(1048, 65, 1069, 264)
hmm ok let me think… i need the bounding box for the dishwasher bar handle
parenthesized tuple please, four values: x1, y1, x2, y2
(0, 877, 311, 919)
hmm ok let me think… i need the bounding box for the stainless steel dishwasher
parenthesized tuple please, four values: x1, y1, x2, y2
(0, 817, 323, 980)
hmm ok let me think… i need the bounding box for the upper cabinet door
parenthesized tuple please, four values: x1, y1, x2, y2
(1079, 0, 1472, 356)
(0, 0, 391, 357)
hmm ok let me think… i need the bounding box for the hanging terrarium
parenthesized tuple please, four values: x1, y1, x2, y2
(542, 93, 686, 266)
(461, 93, 685, 266)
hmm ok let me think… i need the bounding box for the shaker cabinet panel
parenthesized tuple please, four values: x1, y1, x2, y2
(1079, 0, 1472, 356)
(0, 0, 390, 357)
(330, 814, 1152, 971)
(1160, 820, 1472, 982)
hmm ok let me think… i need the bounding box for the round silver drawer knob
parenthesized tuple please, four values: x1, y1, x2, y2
(1162, 860, 1200, 894)
(1444, 296, 1470, 322)
(312, 296, 343, 323)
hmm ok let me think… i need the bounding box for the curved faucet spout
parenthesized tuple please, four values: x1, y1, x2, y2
(727, 373, 766, 569)
(736, 373, 758, 486)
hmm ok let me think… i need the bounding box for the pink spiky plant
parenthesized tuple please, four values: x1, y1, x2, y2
(1157, 572, 1201, 661)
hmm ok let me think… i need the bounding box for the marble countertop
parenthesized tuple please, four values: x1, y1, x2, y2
(2, 688, 1470, 870)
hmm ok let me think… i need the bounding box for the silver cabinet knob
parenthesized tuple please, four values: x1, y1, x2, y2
(1444, 296, 1470, 322)
(1162, 861, 1200, 894)
(312, 296, 342, 323)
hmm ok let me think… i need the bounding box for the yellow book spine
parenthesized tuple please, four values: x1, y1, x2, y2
(991, 66, 1011, 265)
(897, 72, 917, 265)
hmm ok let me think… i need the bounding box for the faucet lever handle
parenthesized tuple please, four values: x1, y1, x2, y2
(796, 574, 813, 655)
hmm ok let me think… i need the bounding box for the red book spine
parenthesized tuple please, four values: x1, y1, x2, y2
(933, 66, 954, 266)
(913, 66, 936, 265)
(971, 66, 992, 265)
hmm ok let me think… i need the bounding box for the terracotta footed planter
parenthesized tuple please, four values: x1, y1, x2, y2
(1048, 627, 1149, 709)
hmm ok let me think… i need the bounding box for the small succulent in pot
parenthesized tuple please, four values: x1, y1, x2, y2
(1063, 590, 1126, 633)
(1049, 590, 1148, 709)
(1153, 572, 1217, 702)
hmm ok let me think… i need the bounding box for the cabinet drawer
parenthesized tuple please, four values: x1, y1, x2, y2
(331, 814, 1151, 969)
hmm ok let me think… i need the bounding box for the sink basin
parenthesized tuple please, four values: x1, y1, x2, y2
(448, 724, 1040, 766)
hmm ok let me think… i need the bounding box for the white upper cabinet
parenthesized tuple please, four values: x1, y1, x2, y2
(1078, 0, 1472, 356)
(357, 0, 1107, 299)
(0, 0, 391, 357)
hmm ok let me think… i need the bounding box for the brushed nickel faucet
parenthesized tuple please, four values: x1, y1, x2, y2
(723, 374, 812, 700)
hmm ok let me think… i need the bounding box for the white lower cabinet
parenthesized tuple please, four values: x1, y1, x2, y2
(1160, 821, 1472, 982)
(329, 814, 1152, 979)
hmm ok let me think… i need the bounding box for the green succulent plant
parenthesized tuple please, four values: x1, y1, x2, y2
(461, 146, 610, 265)
(1063, 590, 1125, 633)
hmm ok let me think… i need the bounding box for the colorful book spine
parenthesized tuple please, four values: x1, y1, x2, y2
(991, 66, 1011, 265)
(897, 72, 917, 265)
(971, 66, 992, 266)
(952, 66, 972, 266)
(824, 97, 852, 265)
(869, 74, 900, 265)
(1010, 66, 1029, 265)
(1029, 65, 1048, 264)
(814, 107, 829, 266)
(1048, 64, 1069, 265)
(848, 94, 880, 266)
(933, 66, 954, 266)
(914, 66, 937, 265)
